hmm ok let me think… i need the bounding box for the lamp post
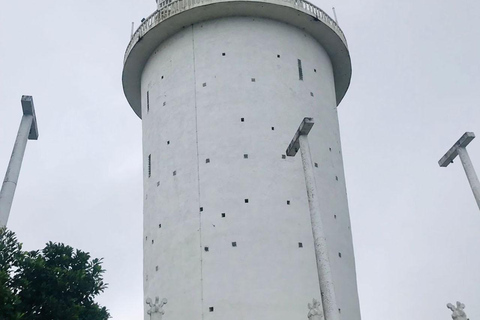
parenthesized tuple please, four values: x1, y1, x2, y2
(0, 96, 39, 227)
(439, 132, 480, 210)
(287, 117, 340, 320)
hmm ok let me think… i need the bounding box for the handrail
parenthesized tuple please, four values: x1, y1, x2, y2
(124, 0, 347, 64)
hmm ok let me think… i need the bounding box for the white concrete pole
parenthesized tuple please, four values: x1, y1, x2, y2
(299, 135, 340, 320)
(0, 116, 33, 226)
(0, 96, 38, 228)
(439, 132, 480, 211)
(457, 147, 480, 210)
(287, 118, 340, 320)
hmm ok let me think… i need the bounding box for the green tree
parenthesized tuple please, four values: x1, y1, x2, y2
(0, 228, 110, 320)
(0, 228, 25, 320)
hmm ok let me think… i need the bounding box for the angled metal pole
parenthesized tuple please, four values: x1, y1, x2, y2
(0, 96, 39, 227)
(287, 118, 340, 320)
(439, 132, 480, 210)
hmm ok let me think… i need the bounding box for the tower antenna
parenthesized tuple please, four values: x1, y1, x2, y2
(332, 7, 339, 24)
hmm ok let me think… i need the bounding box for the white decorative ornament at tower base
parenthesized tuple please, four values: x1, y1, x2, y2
(146, 297, 168, 320)
(447, 301, 468, 320)
(122, 0, 360, 319)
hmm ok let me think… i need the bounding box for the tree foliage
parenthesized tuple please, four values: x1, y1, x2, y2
(0, 228, 110, 320)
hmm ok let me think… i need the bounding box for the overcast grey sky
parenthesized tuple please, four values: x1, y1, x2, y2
(1, 0, 479, 319)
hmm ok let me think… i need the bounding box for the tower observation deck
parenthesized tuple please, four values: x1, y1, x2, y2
(122, 0, 358, 319)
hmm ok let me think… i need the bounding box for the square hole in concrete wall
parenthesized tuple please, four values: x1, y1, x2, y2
(241, 118, 244, 122)
(271, 127, 275, 130)
(232, 242, 237, 247)
(209, 307, 214, 312)
(338, 252, 342, 258)
(159, 224, 162, 228)
(200, 207, 203, 212)
(277, 54, 280, 58)
(156, 266, 158, 271)
(334, 215, 337, 219)
(315, 162, 318, 168)
(204, 247, 209, 252)
(221, 213, 226, 218)
(314, 69, 317, 73)
(282, 155, 286, 159)
(161, 76, 164, 79)
(222, 53, 226, 56)
(206, 158, 210, 163)
(167, 141, 170, 145)
(310, 92, 314, 97)
(173, 171, 176, 176)
(203, 83, 206, 87)
(329, 147, 332, 151)
(287, 200, 290, 205)
(152, 240, 154, 244)
(251, 78, 256, 82)
(157, 181, 160, 187)
(163, 101, 166, 106)
(336, 176, 338, 181)
(298, 242, 303, 248)
(244, 199, 249, 203)
(244, 154, 248, 159)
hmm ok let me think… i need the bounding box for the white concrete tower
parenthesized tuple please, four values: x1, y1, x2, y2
(122, 0, 359, 319)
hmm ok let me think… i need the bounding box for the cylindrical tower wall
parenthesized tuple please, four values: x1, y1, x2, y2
(141, 16, 360, 320)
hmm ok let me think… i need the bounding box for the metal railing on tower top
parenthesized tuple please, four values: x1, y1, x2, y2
(124, 0, 347, 64)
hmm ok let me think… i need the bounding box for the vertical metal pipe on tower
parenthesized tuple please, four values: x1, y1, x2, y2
(0, 96, 39, 227)
(439, 132, 480, 210)
(287, 118, 340, 320)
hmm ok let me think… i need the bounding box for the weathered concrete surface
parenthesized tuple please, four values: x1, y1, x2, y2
(122, 0, 351, 118)
(131, 15, 361, 320)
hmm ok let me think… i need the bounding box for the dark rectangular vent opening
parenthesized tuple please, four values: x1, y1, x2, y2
(148, 154, 151, 177)
(298, 59, 303, 80)
(146, 91, 150, 113)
